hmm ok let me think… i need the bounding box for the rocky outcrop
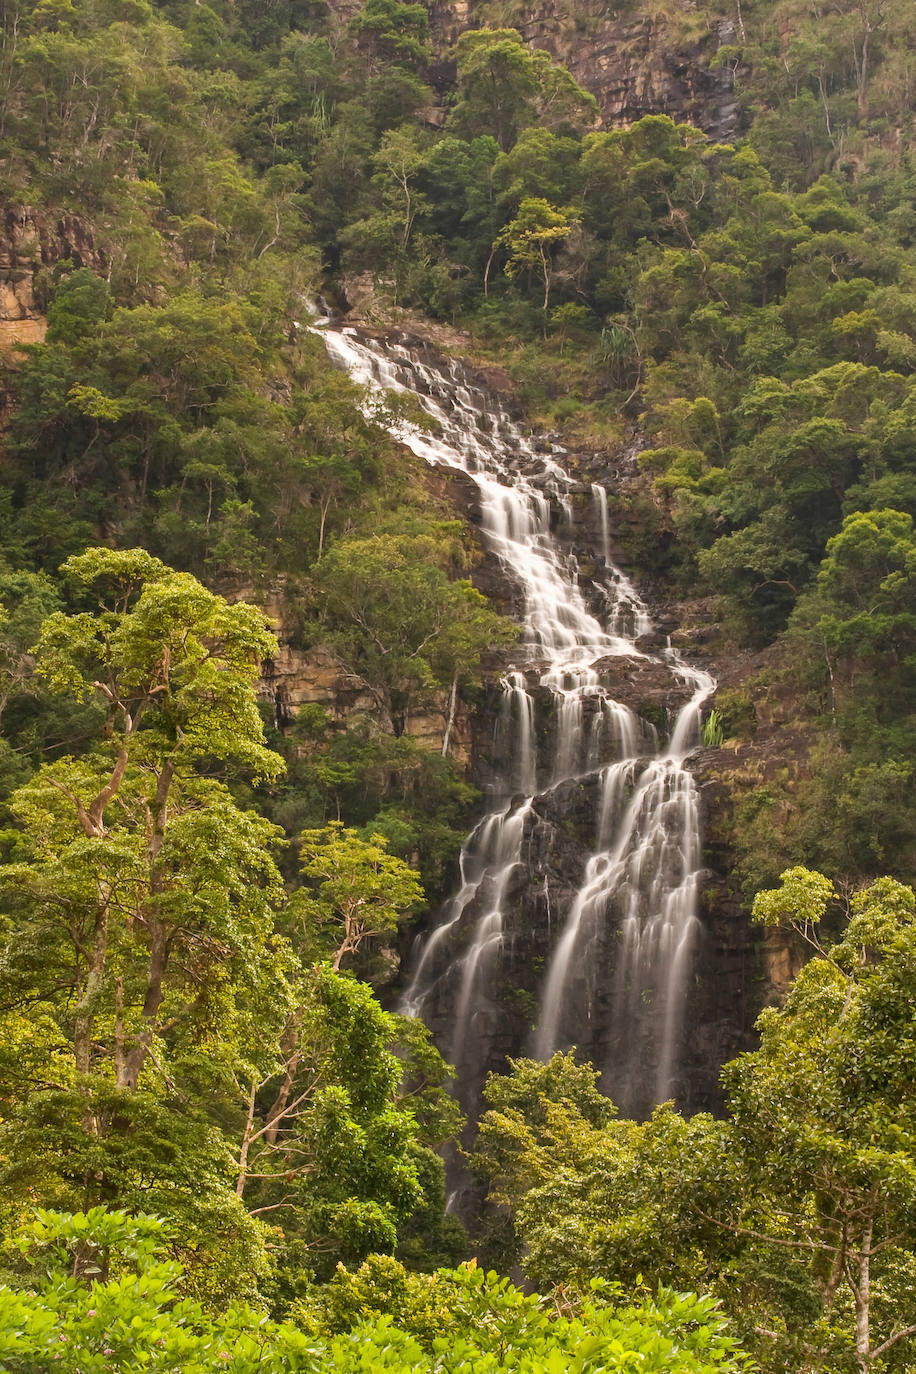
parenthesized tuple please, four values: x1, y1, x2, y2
(419, 751, 760, 1120)
(254, 585, 474, 764)
(425, 0, 741, 140)
(688, 648, 817, 1014)
(0, 208, 106, 351)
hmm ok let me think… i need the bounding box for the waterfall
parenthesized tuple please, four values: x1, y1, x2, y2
(593, 483, 612, 565)
(316, 323, 714, 1117)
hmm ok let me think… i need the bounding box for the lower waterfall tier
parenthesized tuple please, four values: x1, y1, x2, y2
(411, 762, 753, 1122)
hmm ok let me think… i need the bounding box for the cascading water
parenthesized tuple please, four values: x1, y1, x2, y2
(315, 320, 714, 1117)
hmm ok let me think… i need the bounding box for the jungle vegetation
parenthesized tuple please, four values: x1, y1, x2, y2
(0, 0, 914, 1367)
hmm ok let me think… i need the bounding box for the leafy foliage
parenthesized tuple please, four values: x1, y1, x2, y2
(0, 553, 461, 1300)
(0, 1208, 752, 1373)
(0, 0, 914, 1354)
(470, 872, 916, 1372)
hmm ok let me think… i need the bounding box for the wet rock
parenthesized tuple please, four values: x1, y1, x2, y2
(314, 323, 765, 1133)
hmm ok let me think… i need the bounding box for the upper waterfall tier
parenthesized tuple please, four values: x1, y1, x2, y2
(317, 321, 714, 1118)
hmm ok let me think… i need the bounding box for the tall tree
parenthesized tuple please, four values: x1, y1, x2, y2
(0, 549, 288, 1292)
(448, 29, 596, 153)
(297, 821, 424, 972)
(311, 529, 516, 739)
(495, 197, 580, 311)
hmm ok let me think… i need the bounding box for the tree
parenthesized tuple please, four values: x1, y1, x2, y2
(22, 545, 281, 1064)
(348, 0, 431, 76)
(0, 569, 60, 725)
(338, 124, 431, 295)
(494, 198, 580, 311)
(804, 508, 915, 659)
(0, 549, 288, 1289)
(372, 124, 429, 250)
(422, 135, 502, 282)
(311, 529, 515, 739)
(725, 868, 916, 1371)
(229, 963, 456, 1284)
(0, 1207, 318, 1370)
(0, 548, 461, 1293)
(468, 1052, 616, 1209)
(468, 1054, 732, 1295)
(272, 710, 478, 907)
(297, 821, 424, 971)
(0, 1208, 752, 1373)
(491, 127, 583, 213)
(295, 1257, 752, 1372)
(698, 507, 812, 638)
(468, 874, 916, 1372)
(448, 29, 596, 153)
(787, 507, 916, 741)
(45, 267, 113, 345)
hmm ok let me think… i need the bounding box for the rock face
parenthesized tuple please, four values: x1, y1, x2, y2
(255, 586, 473, 764)
(323, 0, 742, 141)
(426, 0, 741, 140)
(311, 323, 765, 1124)
(418, 637, 762, 1125)
(0, 208, 106, 351)
(418, 761, 760, 1121)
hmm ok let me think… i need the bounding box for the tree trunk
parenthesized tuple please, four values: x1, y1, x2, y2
(484, 245, 496, 298)
(318, 494, 331, 559)
(857, 26, 870, 119)
(116, 758, 177, 1088)
(854, 1207, 875, 1371)
(73, 904, 109, 1083)
(114, 975, 126, 1087)
(402, 180, 413, 248)
(263, 1022, 302, 1147)
(442, 672, 458, 757)
(120, 918, 168, 1089)
(236, 1080, 258, 1198)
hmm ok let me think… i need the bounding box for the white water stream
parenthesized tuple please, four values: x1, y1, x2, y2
(315, 320, 714, 1112)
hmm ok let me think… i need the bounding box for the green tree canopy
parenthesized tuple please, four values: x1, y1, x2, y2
(311, 528, 516, 738)
(448, 29, 596, 153)
(297, 821, 424, 971)
(0, 1207, 753, 1373)
(469, 872, 916, 1372)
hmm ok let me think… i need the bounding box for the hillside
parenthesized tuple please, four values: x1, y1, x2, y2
(0, 0, 914, 1368)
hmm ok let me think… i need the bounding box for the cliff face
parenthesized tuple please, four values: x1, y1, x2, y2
(259, 631, 474, 764)
(426, 0, 741, 140)
(322, 0, 742, 140)
(416, 751, 761, 1118)
(0, 208, 105, 351)
(252, 578, 475, 764)
(344, 328, 767, 1118)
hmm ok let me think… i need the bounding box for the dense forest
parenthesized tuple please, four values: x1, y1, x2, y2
(0, 0, 914, 1367)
